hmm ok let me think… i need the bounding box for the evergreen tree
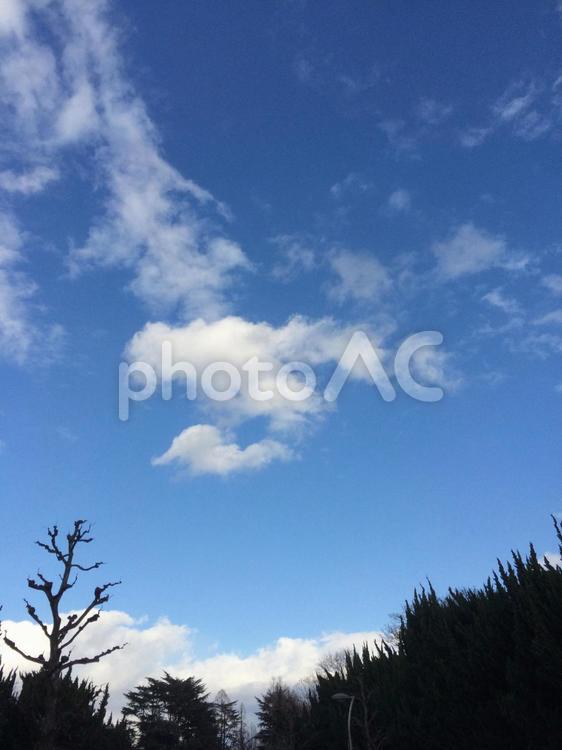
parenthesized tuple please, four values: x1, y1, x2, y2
(256, 681, 306, 750)
(301, 517, 562, 750)
(214, 690, 240, 750)
(124, 673, 219, 749)
(0, 665, 133, 750)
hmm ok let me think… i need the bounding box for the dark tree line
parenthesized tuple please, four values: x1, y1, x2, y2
(255, 517, 562, 750)
(0, 667, 254, 750)
(2, 518, 562, 749)
(0, 667, 132, 749)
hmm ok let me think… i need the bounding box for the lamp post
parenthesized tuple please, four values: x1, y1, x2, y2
(332, 692, 356, 750)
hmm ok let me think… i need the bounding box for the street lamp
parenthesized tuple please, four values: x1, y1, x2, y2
(332, 692, 356, 750)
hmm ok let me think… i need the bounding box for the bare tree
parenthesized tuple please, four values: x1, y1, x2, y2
(1, 519, 126, 750)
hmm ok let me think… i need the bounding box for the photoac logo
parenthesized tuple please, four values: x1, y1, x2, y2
(118, 330, 445, 421)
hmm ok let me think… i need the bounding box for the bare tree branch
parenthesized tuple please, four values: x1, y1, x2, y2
(24, 599, 50, 638)
(3, 636, 45, 665)
(61, 643, 127, 671)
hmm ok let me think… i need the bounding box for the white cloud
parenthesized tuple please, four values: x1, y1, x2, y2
(0, 0, 26, 38)
(543, 274, 562, 295)
(0, 611, 191, 715)
(0, 166, 59, 194)
(0, 212, 49, 363)
(0, 610, 383, 717)
(0, 0, 250, 320)
(378, 118, 418, 154)
(270, 235, 316, 282)
(432, 223, 526, 280)
(385, 189, 411, 215)
(415, 98, 453, 125)
(403, 344, 463, 394)
(153, 424, 293, 476)
(125, 315, 393, 476)
(459, 126, 493, 148)
(482, 288, 521, 316)
(125, 315, 370, 434)
(327, 250, 392, 304)
(535, 309, 562, 326)
(460, 78, 555, 147)
(493, 80, 538, 122)
(329, 173, 370, 200)
(56, 79, 98, 142)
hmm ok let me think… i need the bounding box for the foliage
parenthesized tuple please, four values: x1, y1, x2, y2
(298, 517, 562, 749)
(0, 667, 133, 750)
(123, 673, 219, 749)
(255, 680, 308, 750)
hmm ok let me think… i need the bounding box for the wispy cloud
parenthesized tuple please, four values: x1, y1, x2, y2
(415, 98, 453, 125)
(534, 309, 562, 326)
(482, 288, 522, 316)
(543, 274, 562, 295)
(270, 234, 317, 282)
(432, 223, 529, 280)
(460, 77, 558, 147)
(0, 212, 63, 364)
(329, 172, 371, 201)
(0, 0, 251, 321)
(0, 165, 59, 194)
(384, 188, 412, 215)
(326, 250, 392, 304)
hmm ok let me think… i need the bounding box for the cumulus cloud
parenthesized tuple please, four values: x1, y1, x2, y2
(432, 223, 527, 280)
(0, 611, 191, 715)
(327, 250, 392, 305)
(152, 424, 293, 476)
(0, 0, 249, 320)
(0, 610, 383, 717)
(125, 315, 373, 433)
(125, 314, 393, 474)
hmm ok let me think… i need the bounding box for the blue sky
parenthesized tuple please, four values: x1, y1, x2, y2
(1, 0, 562, 708)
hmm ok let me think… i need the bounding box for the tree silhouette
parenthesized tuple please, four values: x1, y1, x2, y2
(214, 690, 240, 750)
(123, 672, 219, 749)
(1, 520, 126, 750)
(256, 680, 306, 750)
